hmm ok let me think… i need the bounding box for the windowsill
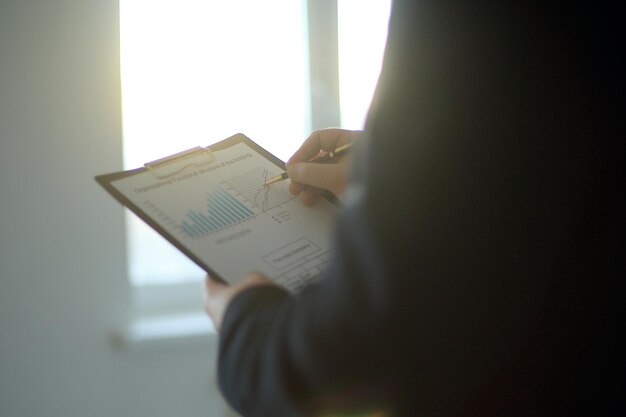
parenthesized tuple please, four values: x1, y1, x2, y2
(114, 311, 217, 352)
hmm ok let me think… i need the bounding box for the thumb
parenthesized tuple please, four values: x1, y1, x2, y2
(287, 162, 347, 195)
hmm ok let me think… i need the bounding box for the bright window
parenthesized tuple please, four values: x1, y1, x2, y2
(120, 0, 390, 287)
(338, 0, 391, 129)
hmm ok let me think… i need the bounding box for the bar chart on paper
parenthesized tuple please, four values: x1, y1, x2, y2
(180, 188, 255, 237)
(177, 168, 296, 238)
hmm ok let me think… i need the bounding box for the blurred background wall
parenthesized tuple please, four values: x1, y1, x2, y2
(0, 1, 233, 415)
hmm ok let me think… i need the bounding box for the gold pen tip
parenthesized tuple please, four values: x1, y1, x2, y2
(264, 172, 288, 187)
(263, 176, 281, 187)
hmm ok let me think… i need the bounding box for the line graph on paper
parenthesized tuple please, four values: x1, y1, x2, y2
(223, 167, 296, 212)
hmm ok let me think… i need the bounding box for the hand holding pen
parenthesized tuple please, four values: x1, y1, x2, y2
(270, 128, 359, 206)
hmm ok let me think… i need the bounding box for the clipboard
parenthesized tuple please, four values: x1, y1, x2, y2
(95, 133, 338, 291)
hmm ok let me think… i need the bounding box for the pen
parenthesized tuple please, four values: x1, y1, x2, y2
(264, 143, 352, 187)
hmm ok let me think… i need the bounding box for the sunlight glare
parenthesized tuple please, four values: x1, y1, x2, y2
(120, 0, 310, 169)
(120, 0, 309, 285)
(338, 0, 391, 129)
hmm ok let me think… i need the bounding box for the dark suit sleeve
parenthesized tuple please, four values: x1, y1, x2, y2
(217, 165, 407, 416)
(216, 2, 621, 416)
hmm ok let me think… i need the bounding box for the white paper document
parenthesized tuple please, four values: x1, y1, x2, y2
(100, 136, 338, 292)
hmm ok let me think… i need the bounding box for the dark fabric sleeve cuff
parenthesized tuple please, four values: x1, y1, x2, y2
(220, 284, 291, 336)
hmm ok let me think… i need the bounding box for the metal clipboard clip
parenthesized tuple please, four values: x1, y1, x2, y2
(144, 146, 216, 179)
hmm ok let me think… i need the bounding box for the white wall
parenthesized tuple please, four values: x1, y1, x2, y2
(0, 1, 232, 416)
